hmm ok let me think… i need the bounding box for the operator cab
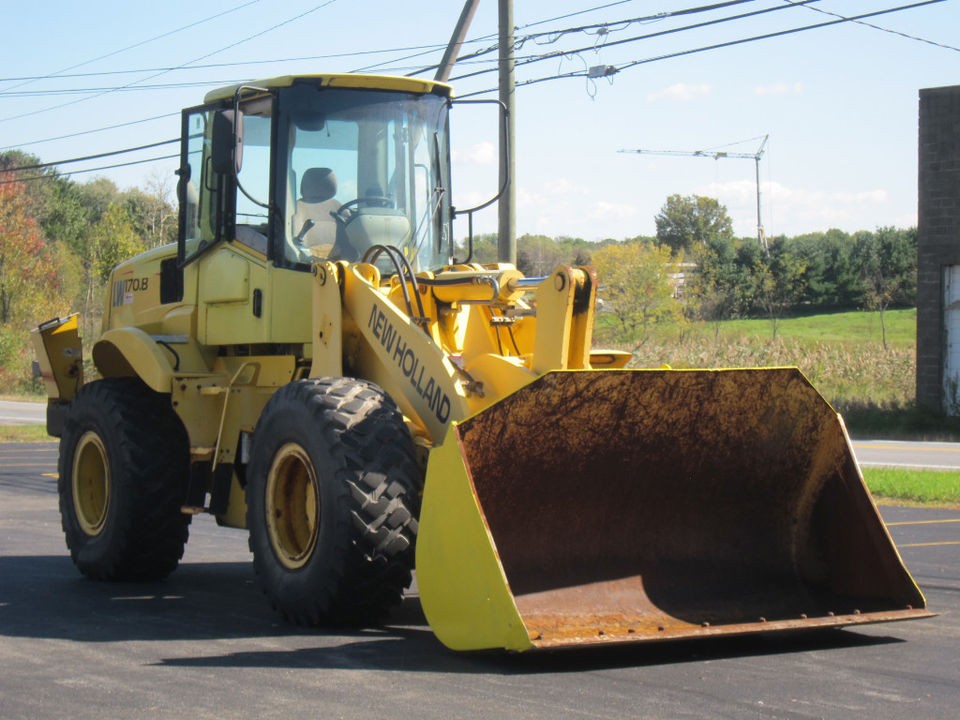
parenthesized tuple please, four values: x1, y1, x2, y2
(178, 75, 455, 277)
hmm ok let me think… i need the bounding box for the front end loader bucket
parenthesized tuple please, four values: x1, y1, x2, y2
(415, 368, 932, 652)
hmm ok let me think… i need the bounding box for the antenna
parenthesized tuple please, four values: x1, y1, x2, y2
(620, 135, 769, 250)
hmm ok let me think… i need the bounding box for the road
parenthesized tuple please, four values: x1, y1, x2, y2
(853, 439, 960, 470)
(0, 441, 958, 719)
(0, 400, 44, 426)
(4, 399, 959, 470)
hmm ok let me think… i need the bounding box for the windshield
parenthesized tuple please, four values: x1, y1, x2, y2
(277, 83, 452, 273)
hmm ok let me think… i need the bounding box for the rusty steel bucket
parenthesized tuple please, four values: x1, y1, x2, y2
(415, 368, 932, 651)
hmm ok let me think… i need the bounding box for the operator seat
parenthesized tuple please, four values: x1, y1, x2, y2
(292, 167, 340, 256)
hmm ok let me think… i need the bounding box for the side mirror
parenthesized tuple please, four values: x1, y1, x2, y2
(212, 110, 244, 175)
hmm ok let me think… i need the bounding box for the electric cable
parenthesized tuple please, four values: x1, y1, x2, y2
(0, 1, 262, 94)
(1, 0, 949, 173)
(0, 153, 179, 186)
(0, 1, 340, 125)
(456, 0, 945, 96)
(451, 0, 823, 83)
(782, 0, 960, 52)
(3, 138, 179, 173)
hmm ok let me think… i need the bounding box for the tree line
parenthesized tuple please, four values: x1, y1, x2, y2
(467, 194, 916, 346)
(1, 150, 176, 391)
(1, 154, 915, 393)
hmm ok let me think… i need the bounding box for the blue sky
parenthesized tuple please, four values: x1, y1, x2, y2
(2, 0, 957, 241)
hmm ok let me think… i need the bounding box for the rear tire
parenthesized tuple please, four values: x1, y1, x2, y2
(246, 378, 421, 625)
(58, 378, 191, 581)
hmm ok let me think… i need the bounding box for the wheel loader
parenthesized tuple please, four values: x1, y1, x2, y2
(32, 74, 931, 651)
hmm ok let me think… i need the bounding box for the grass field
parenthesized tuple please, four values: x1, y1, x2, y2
(0, 424, 51, 443)
(595, 308, 960, 439)
(863, 467, 960, 506)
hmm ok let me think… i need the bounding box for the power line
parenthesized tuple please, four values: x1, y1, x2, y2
(0, 1, 262, 94)
(0, 80, 254, 99)
(3, 138, 179, 173)
(408, 0, 765, 79)
(457, 0, 946, 96)
(0, 153, 180, 187)
(0, 1, 340, 125)
(616, 0, 947, 72)
(450, 0, 821, 83)
(782, 0, 960, 52)
(0, 112, 179, 152)
(0, 43, 457, 85)
(521, 0, 762, 44)
(1, 0, 949, 178)
(0, 1, 802, 145)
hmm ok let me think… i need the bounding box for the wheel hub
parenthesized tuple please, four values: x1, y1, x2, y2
(265, 443, 321, 569)
(72, 431, 110, 537)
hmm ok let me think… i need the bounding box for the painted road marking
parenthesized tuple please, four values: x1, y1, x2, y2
(860, 463, 960, 470)
(856, 443, 960, 454)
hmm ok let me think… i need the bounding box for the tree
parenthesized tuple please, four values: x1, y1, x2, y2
(755, 238, 807, 338)
(0, 175, 69, 392)
(123, 171, 177, 249)
(655, 194, 734, 254)
(691, 236, 740, 334)
(789, 229, 861, 310)
(0, 176, 63, 324)
(515, 234, 569, 276)
(79, 203, 145, 337)
(457, 232, 498, 264)
(591, 240, 684, 343)
(854, 227, 917, 349)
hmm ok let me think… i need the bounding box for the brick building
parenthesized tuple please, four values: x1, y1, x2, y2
(917, 85, 960, 415)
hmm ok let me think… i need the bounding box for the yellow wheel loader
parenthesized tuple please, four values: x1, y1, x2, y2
(32, 74, 931, 651)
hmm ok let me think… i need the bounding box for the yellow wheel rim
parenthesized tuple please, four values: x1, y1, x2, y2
(72, 431, 110, 537)
(265, 443, 320, 570)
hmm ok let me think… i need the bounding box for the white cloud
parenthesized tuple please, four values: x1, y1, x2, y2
(451, 141, 497, 166)
(696, 179, 893, 236)
(753, 82, 804, 96)
(646, 83, 713, 103)
(589, 201, 638, 221)
(543, 177, 588, 196)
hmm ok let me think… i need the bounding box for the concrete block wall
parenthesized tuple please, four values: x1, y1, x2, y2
(917, 85, 960, 413)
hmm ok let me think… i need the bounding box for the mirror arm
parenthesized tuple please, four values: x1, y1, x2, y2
(449, 98, 509, 265)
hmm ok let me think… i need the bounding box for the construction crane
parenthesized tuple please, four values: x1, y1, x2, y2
(620, 135, 769, 250)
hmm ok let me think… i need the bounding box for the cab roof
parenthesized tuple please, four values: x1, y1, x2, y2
(204, 74, 454, 103)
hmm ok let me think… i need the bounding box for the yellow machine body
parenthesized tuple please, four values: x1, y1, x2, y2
(32, 73, 931, 652)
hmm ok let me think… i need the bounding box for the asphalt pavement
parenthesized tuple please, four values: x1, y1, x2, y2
(0, 441, 958, 719)
(0, 400, 45, 426)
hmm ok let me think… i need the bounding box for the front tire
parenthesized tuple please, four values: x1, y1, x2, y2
(247, 378, 421, 625)
(58, 378, 191, 581)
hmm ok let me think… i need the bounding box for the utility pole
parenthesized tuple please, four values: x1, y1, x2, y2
(434, 0, 481, 83)
(498, 0, 516, 264)
(620, 135, 770, 250)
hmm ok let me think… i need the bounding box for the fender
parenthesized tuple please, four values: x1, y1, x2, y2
(92, 327, 176, 394)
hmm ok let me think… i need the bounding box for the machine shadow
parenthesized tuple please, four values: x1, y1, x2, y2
(0, 554, 902, 675)
(156, 625, 903, 675)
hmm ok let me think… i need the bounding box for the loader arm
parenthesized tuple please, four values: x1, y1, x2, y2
(312, 258, 605, 445)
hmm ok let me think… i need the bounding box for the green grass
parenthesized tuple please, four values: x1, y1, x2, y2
(713, 308, 916, 347)
(863, 467, 960, 506)
(0, 425, 53, 443)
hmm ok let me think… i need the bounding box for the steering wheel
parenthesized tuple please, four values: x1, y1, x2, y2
(331, 196, 395, 225)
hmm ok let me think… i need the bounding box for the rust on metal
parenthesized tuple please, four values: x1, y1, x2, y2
(453, 368, 932, 648)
